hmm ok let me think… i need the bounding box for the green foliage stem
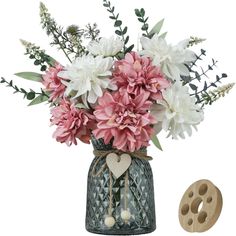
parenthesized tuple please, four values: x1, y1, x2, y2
(0, 77, 49, 105)
(188, 36, 206, 47)
(20, 39, 56, 71)
(199, 83, 234, 106)
(103, 0, 134, 54)
(40, 2, 77, 62)
(134, 8, 150, 37)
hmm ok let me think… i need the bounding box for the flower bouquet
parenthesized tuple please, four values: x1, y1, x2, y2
(0, 1, 234, 235)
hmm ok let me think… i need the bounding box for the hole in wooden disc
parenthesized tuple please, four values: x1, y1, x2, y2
(188, 218, 193, 226)
(181, 204, 189, 215)
(198, 211, 207, 224)
(191, 197, 203, 214)
(188, 191, 194, 198)
(198, 201, 203, 212)
(199, 184, 208, 196)
(207, 196, 212, 203)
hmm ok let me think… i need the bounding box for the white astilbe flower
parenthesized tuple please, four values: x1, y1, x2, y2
(151, 82, 204, 139)
(140, 34, 196, 81)
(57, 55, 117, 106)
(87, 36, 124, 57)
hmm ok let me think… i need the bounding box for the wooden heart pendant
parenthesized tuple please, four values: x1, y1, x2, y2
(106, 153, 132, 179)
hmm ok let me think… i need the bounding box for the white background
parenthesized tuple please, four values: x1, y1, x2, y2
(0, 0, 235, 235)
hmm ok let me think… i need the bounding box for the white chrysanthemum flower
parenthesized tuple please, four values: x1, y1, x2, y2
(57, 55, 117, 106)
(151, 82, 204, 139)
(140, 34, 196, 81)
(87, 36, 124, 57)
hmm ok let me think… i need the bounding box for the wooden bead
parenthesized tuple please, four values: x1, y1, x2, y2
(104, 216, 116, 228)
(121, 210, 131, 221)
(179, 179, 223, 232)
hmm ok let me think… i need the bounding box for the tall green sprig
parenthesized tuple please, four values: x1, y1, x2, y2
(188, 36, 206, 47)
(134, 8, 150, 37)
(0, 77, 49, 106)
(189, 73, 228, 105)
(135, 9, 166, 39)
(102, 0, 134, 54)
(40, 2, 87, 62)
(199, 83, 234, 106)
(181, 48, 229, 106)
(20, 39, 56, 71)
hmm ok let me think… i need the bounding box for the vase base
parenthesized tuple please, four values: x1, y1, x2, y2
(86, 226, 156, 235)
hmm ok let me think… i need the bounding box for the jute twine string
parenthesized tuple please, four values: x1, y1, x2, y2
(108, 170, 113, 216)
(124, 170, 129, 209)
(92, 149, 152, 218)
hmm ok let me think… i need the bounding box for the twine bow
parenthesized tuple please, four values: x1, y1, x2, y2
(91, 149, 152, 226)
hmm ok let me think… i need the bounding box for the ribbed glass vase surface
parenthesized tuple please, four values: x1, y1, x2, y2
(85, 138, 156, 235)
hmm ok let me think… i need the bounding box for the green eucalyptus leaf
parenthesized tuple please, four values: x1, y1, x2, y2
(27, 92, 36, 100)
(114, 20, 122, 27)
(151, 135, 163, 151)
(116, 52, 125, 60)
(141, 24, 149, 31)
(28, 94, 48, 106)
(138, 18, 144, 23)
(47, 56, 57, 67)
(115, 30, 122, 36)
(135, 9, 141, 17)
(41, 65, 47, 71)
(125, 44, 134, 54)
(189, 83, 198, 91)
(159, 32, 168, 39)
(15, 72, 43, 82)
(34, 60, 41, 65)
(122, 26, 128, 34)
(140, 8, 145, 17)
(149, 18, 164, 36)
(124, 36, 129, 44)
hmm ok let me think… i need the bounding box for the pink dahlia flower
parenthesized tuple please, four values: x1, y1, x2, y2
(93, 91, 156, 152)
(112, 52, 170, 100)
(51, 99, 95, 145)
(42, 63, 66, 101)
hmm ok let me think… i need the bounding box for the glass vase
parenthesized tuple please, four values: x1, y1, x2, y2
(85, 138, 156, 235)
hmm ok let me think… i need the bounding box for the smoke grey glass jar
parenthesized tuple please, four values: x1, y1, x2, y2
(85, 138, 156, 235)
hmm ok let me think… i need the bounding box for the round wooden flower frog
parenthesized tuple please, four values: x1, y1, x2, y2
(179, 179, 223, 232)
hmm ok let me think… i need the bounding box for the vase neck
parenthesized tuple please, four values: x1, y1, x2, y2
(91, 136, 147, 153)
(91, 137, 114, 151)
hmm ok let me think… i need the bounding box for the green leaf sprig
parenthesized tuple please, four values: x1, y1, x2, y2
(151, 135, 163, 151)
(0, 77, 49, 106)
(134, 8, 150, 37)
(103, 0, 134, 54)
(20, 39, 56, 71)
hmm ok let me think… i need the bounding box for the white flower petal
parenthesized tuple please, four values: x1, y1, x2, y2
(81, 93, 89, 108)
(151, 82, 204, 139)
(139, 34, 196, 81)
(57, 71, 70, 79)
(184, 50, 196, 62)
(88, 89, 98, 104)
(92, 83, 103, 97)
(87, 36, 124, 57)
(58, 55, 113, 105)
(176, 39, 189, 50)
(177, 64, 190, 76)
